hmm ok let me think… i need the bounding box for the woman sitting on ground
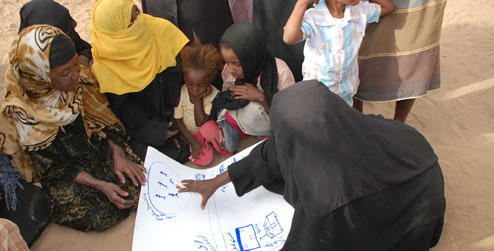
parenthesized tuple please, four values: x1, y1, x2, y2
(89, 0, 190, 162)
(213, 22, 296, 153)
(18, 0, 93, 67)
(0, 25, 146, 232)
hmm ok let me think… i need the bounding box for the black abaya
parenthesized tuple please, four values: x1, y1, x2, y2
(229, 138, 444, 251)
(142, 0, 233, 48)
(19, 0, 92, 60)
(142, 0, 233, 90)
(252, 0, 304, 81)
(106, 66, 190, 163)
(227, 80, 446, 250)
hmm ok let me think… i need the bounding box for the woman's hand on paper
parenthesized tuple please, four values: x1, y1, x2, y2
(178, 171, 232, 210)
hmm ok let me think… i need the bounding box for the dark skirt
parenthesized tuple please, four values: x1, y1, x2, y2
(282, 164, 445, 251)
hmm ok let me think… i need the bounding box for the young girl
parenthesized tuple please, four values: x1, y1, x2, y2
(174, 38, 233, 166)
(212, 22, 296, 153)
(283, 0, 395, 106)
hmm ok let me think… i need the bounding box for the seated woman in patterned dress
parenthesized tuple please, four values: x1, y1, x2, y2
(0, 25, 146, 232)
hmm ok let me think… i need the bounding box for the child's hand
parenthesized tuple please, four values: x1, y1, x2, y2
(165, 121, 179, 140)
(198, 85, 213, 99)
(190, 139, 206, 160)
(191, 86, 212, 104)
(232, 83, 266, 103)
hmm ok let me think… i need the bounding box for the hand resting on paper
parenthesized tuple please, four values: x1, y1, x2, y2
(178, 171, 231, 210)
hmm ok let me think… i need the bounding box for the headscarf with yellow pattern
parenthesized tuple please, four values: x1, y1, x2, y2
(0, 25, 126, 181)
(89, 0, 189, 95)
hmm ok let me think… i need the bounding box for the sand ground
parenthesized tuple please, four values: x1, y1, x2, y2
(0, 0, 493, 250)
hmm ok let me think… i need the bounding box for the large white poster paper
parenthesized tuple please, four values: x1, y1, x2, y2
(132, 143, 294, 251)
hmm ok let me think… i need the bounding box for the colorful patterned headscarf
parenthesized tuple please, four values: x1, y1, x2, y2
(0, 25, 125, 180)
(89, 0, 189, 95)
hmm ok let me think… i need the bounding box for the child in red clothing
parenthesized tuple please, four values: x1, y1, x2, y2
(174, 38, 234, 166)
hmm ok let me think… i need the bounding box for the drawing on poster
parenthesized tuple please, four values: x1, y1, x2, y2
(235, 224, 260, 251)
(143, 161, 193, 220)
(228, 211, 286, 251)
(133, 143, 295, 251)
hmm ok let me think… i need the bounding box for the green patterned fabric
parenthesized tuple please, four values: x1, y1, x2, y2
(28, 115, 140, 232)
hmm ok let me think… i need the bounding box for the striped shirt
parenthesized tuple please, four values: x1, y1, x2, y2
(301, 1, 380, 105)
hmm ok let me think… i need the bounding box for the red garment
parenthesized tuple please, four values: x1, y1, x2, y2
(189, 121, 233, 166)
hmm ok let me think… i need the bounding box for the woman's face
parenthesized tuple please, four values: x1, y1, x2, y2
(50, 55, 81, 92)
(184, 69, 209, 97)
(128, 5, 140, 27)
(221, 46, 244, 80)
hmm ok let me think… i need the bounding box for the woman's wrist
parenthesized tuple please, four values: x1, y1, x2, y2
(93, 180, 108, 192)
(108, 139, 126, 160)
(213, 172, 231, 188)
(75, 171, 106, 191)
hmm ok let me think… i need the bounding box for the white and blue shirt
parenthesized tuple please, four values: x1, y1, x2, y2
(301, 1, 380, 105)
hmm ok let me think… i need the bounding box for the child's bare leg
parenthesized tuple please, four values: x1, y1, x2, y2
(353, 98, 363, 112)
(394, 99, 415, 122)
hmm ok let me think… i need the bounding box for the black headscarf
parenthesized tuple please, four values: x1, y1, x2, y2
(19, 0, 92, 60)
(210, 22, 278, 119)
(270, 80, 439, 218)
(49, 34, 76, 69)
(19, 0, 72, 34)
(219, 22, 278, 101)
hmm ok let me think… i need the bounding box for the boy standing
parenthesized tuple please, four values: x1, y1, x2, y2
(284, 0, 394, 106)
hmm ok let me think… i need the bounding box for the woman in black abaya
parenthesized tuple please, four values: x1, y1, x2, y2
(141, 0, 233, 90)
(141, 0, 233, 48)
(179, 80, 446, 250)
(18, 0, 93, 67)
(252, 0, 304, 81)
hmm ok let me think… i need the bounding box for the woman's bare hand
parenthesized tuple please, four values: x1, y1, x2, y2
(178, 179, 218, 209)
(177, 172, 232, 210)
(114, 154, 147, 186)
(100, 182, 135, 209)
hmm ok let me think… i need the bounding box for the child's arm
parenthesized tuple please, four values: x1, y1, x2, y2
(175, 92, 204, 160)
(193, 86, 212, 127)
(176, 118, 205, 160)
(370, 0, 395, 17)
(283, 0, 314, 45)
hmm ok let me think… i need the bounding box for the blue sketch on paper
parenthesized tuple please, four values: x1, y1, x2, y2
(225, 232, 240, 251)
(218, 164, 229, 192)
(235, 224, 261, 251)
(195, 173, 206, 181)
(194, 235, 217, 251)
(263, 212, 283, 239)
(263, 238, 286, 248)
(230, 211, 286, 251)
(133, 144, 294, 251)
(219, 164, 227, 174)
(145, 161, 191, 220)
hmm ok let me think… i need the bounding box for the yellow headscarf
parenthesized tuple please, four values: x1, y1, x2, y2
(89, 0, 189, 94)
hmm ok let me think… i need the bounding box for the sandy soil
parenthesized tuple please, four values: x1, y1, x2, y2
(0, 0, 493, 250)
